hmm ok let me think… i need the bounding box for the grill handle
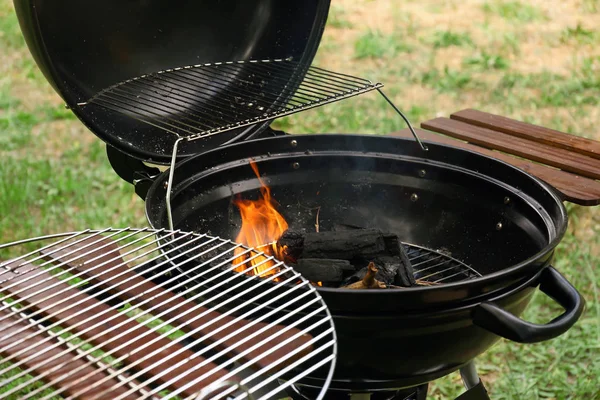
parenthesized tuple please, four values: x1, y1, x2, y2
(472, 266, 585, 343)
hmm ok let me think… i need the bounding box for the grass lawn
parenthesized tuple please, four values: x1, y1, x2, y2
(0, 0, 599, 398)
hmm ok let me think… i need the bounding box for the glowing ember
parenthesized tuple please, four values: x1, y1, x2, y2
(233, 161, 288, 278)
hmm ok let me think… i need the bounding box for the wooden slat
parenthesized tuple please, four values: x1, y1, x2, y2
(40, 236, 314, 371)
(451, 109, 600, 160)
(421, 117, 600, 180)
(0, 308, 139, 400)
(390, 129, 600, 206)
(0, 263, 238, 398)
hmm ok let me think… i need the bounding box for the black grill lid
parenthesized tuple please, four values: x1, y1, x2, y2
(14, 0, 331, 164)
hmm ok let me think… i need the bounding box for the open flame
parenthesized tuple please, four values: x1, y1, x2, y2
(233, 161, 288, 278)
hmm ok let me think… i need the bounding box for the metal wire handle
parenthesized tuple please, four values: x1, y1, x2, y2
(166, 138, 183, 231)
(376, 88, 428, 151)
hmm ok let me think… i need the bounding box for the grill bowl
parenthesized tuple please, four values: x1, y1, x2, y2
(143, 134, 581, 389)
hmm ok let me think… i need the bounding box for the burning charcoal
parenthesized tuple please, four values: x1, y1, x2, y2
(291, 259, 353, 284)
(277, 230, 304, 262)
(342, 262, 386, 289)
(277, 229, 389, 261)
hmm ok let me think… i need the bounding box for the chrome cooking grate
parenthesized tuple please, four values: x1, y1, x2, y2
(77, 59, 383, 141)
(404, 244, 482, 284)
(0, 228, 336, 400)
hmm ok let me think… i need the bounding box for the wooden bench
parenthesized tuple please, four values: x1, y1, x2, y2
(392, 109, 600, 206)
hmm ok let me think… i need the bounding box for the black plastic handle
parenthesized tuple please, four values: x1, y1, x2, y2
(473, 267, 585, 343)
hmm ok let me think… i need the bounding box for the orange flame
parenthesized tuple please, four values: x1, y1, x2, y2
(233, 161, 288, 278)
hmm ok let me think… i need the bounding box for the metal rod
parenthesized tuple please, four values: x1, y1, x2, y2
(376, 88, 428, 152)
(167, 138, 183, 230)
(460, 361, 480, 390)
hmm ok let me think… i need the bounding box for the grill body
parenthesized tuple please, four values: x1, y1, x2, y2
(142, 134, 581, 388)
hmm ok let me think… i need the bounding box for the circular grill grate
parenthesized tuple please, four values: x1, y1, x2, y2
(0, 228, 337, 400)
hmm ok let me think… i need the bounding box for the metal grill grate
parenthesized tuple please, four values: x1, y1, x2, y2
(0, 229, 337, 400)
(405, 244, 481, 284)
(78, 59, 383, 141)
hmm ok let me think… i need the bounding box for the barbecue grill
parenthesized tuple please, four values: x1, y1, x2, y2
(5, 0, 588, 399)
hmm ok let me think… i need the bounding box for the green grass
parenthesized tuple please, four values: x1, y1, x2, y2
(561, 23, 600, 45)
(539, 57, 599, 107)
(328, 5, 353, 29)
(490, 57, 600, 108)
(483, 1, 547, 22)
(0, 2, 24, 49)
(354, 29, 413, 59)
(0, 361, 63, 400)
(430, 30, 474, 49)
(498, 32, 521, 55)
(463, 51, 510, 70)
(0, 156, 146, 242)
(582, 0, 600, 12)
(420, 66, 479, 93)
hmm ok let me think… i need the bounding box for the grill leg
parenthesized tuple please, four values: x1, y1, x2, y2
(457, 362, 491, 400)
(460, 361, 480, 389)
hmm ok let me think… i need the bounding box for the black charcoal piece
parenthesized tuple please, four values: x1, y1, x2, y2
(332, 223, 365, 231)
(291, 258, 353, 283)
(394, 245, 417, 287)
(342, 266, 368, 287)
(277, 229, 387, 261)
(373, 256, 400, 285)
(341, 262, 396, 287)
(382, 234, 403, 257)
(277, 230, 304, 261)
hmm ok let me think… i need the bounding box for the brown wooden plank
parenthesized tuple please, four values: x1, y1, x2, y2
(0, 263, 238, 398)
(0, 308, 139, 400)
(389, 129, 600, 206)
(40, 236, 314, 371)
(421, 117, 600, 180)
(451, 109, 600, 160)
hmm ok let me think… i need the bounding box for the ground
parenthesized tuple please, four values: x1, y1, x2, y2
(0, 0, 599, 399)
